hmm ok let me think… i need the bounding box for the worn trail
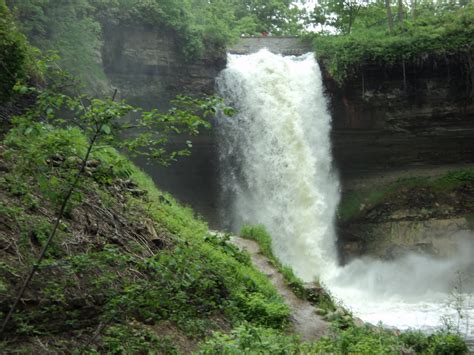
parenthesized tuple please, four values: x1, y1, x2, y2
(230, 236, 329, 341)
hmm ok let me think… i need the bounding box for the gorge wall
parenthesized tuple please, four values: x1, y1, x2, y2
(326, 57, 474, 179)
(101, 26, 474, 255)
(324, 57, 474, 263)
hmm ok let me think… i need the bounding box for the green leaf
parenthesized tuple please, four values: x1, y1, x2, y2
(224, 107, 236, 116)
(101, 124, 111, 135)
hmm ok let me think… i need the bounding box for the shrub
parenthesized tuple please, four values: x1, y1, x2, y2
(0, 1, 32, 102)
(428, 332, 469, 355)
(313, 325, 403, 354)
(200, 324, 311, 354)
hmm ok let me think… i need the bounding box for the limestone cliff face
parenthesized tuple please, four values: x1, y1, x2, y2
(324, 57, 474, 178)
(323, 57, 474, 262)
(102, 24, 224, 108)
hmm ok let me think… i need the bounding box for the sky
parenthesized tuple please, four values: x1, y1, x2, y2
(293, 0, 317, 11)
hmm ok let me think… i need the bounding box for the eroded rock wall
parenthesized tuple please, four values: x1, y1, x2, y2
(325, 57, 474, 178)
(102, 24, 225, 107)
(322, 57, 474, 261)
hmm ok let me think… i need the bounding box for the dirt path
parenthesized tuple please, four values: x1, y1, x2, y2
(230, 236, 329, 341)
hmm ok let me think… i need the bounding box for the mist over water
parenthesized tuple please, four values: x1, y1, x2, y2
(217, 49, 474, 335)
(327, 232, 474, 333)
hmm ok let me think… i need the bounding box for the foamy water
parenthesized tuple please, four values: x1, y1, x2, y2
(217, 49, 474, 336)
(325, 242, 474, 335)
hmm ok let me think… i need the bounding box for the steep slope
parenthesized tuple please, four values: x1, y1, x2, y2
(0, 124, 291, 353)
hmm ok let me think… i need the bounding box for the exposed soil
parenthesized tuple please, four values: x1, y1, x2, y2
(230, 236, 329, 341)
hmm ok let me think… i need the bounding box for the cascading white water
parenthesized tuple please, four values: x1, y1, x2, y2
(217, 49, 474, 336)
(216, 49, 339, 281)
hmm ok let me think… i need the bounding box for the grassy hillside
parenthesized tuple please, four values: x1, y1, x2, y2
(0, 122, 293, 352)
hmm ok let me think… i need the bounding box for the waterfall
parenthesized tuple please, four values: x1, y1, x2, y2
(216, 49, 339, 281)
(216, 48, 474, 335)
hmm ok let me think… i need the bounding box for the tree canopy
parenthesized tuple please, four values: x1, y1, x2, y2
(5, 0, 473, 89)
(0, 1, 34, 102)
(5, 0, 307, 91)
(307, 0, 474, 85)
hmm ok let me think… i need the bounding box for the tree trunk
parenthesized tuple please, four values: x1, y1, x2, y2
(398, 0, 405, 30)
(348, 12, 353, 34)
(402, 59, 407, 92)
(469, 54, 474, 98)
(411, 0, 416, 22)
(385, 0, 394, 33)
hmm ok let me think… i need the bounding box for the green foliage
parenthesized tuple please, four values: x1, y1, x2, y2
(4, 121, 88, 209)
(7, 0, 105, 91)
(239, 226, 341, 316)
(200, 323, 312, 354)
(427, 332, 469, 354)
(312, 2, 474, 85)
(400, 330, 432, 353)
(10, 71, 219, 168)
(204, 233, 251, 266)
(432, 168, 474, 190)
(7, 0, 305, 86)
(1, 97, 469, 353)
(97, 0, 305, 57)
(0, 1, 34, 102)
(0, 50, 233, 338)
(101, 323, 179, 354)
(200, 323, 467, 354)
(400, 330, 469, 355)
(310, 0, 363, 34)
(0, 133, 291, 348)
(314, 324, 403, 354)
(280, 265, 308, 300)
(103, 239, 290, 334)
(2, 113, 290, 341)
(240, 225, 274, 260)
(230, 0, 305, 35)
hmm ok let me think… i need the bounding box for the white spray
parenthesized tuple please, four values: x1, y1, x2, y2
(217, 49, 474, 334)
(217, 50, 339, 281)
